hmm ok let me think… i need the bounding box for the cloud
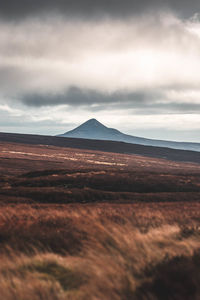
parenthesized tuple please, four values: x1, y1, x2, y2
(1, 14, 200, 97)
(0, 15, 200, 115)
(20, 87, 158, 107)
(0, 0, 200, 20)
(19, 87, 200, 117)
(0, 8, 199, 141)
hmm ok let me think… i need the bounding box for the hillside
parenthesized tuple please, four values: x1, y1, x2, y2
(0, 132, 200, 164)
(1, 140, 200, 300)
(1, 141, 200, 204)
(59, 118, 200, 152)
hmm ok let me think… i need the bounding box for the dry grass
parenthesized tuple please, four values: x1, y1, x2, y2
(0, 203, 200, 299)
(1, 142, 200, 299)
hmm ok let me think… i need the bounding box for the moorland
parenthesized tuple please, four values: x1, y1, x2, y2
(0, 138, 200, 299)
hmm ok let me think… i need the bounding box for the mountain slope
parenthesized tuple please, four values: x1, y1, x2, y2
(59, 119, 123, 140)
(59, 119, 200, 152)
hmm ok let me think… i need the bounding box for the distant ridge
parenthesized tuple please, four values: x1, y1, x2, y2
(0, 131, 200, 164)
(59, 118, 200, 152)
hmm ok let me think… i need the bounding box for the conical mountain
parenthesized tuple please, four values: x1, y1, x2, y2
(59, 118, 122, 140)
(58, 119, 200, 152)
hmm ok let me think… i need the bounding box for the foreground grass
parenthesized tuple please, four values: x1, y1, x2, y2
(0, 203, 200, 299)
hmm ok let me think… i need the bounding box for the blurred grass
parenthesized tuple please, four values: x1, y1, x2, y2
(0, 203, 199, 299)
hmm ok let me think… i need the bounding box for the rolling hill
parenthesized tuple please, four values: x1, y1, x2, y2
(59, 118, 200, 152)
(0, 131, 200, 164)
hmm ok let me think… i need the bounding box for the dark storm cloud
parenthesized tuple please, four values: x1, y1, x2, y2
(88, 99, 200, 114)
(1, 0, 200, 20)
(21, 87, 158, 107)
(21, 87, 200, 114)
(108, 102, 200, 114)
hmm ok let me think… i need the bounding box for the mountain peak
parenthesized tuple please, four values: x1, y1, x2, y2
(87, 118, 98, 123)
(80, 118, 105, 128)
(59, 118, 121, 140)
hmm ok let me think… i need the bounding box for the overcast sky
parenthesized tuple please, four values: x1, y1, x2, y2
(0, 0, 200, 142)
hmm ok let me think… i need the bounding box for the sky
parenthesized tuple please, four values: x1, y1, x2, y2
(0, 0, 200, 142)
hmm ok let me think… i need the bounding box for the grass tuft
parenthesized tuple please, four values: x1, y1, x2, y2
(21, 260, 85, 291)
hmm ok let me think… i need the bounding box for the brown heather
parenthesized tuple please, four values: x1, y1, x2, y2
(0, 142, 200, 299)
(0, 203, 199, 300)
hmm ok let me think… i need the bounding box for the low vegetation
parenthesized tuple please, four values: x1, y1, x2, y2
(0, 142, 200, 299)
(0, 203, 200, 299)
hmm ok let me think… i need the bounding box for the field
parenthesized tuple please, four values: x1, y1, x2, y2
(0, 141, 200, 299)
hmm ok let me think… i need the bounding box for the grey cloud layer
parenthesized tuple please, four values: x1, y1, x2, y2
(21, 87, 200, 115)
(1, 15, 200, 97)
(0, 14, 200, 117)
(0, 6, 200, 140)
(21, 87, 158, 107)
(0, 0, 200, 20)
